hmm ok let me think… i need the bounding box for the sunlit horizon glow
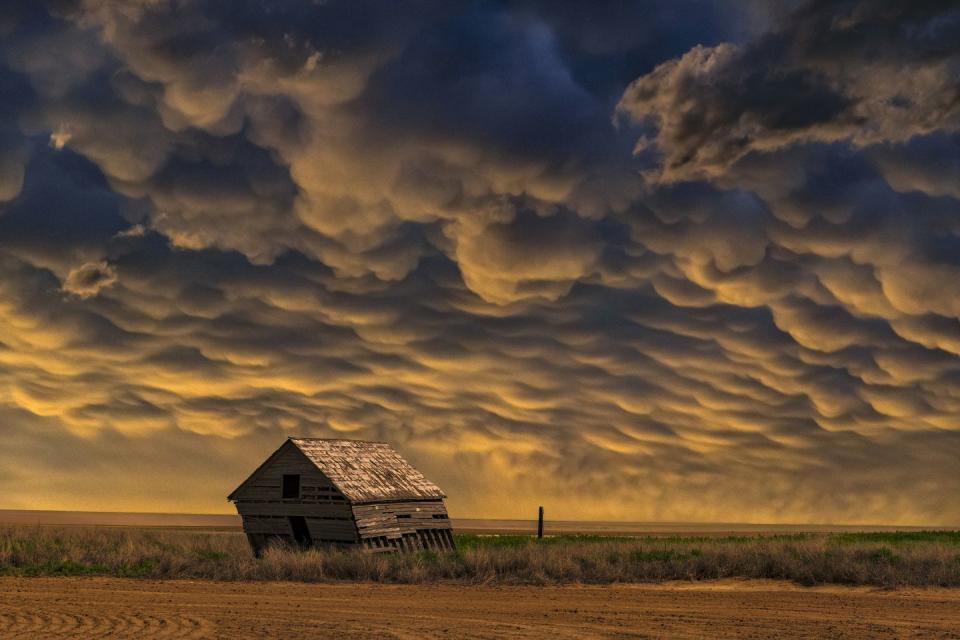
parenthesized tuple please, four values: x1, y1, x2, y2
(1, 1, 959, 524)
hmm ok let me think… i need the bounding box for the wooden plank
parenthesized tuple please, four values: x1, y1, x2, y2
(351, 500, 452, 542)
(243, 515, 358, 542)
(234, 503, 354, 517)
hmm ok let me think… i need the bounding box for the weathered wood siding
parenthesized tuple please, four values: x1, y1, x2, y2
(232, 442, 359, 544)
(352, 499, 454, 552)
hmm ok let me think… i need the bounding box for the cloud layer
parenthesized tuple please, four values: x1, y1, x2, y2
(0, 0, 958, 523)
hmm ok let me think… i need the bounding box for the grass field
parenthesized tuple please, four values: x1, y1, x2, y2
(2, 526, 959, 588)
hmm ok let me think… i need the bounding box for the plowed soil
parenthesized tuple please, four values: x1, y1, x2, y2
(1, 577, 959, 639)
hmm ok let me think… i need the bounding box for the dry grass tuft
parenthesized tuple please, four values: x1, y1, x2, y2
(1, 526, 959, 587)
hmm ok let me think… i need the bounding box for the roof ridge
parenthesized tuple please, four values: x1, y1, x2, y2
(289, 436, 389, 444)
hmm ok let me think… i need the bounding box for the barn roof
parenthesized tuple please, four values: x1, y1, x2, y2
(288, 438, 445, 503)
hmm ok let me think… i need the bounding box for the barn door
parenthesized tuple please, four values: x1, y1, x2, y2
(288, 516, 312, 546)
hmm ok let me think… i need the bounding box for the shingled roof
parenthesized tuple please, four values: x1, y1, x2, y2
(287, 437, 446, 503)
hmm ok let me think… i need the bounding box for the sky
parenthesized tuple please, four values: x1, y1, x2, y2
(1, 0, 959, 524)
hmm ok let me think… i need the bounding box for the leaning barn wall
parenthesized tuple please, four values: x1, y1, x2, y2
(352, 500, 455, 552)
(232, 443, 359, 545)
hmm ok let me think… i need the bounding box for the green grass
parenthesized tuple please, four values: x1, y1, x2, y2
(1, 526, 959, 587)
(828, 531, 960, 545)
(194, 549, 230, 562)
(455, 533, 632, 549)
(117, 559, 157, 578)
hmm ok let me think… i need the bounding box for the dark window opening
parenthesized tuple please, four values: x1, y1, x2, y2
(397, 514, 411, 519)
(282, 474, 300, 499)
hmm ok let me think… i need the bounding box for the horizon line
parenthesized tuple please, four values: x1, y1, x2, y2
(0, 508, 955, 530)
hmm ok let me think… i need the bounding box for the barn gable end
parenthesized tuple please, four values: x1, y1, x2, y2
(228, 440, 358, 550)
(228, 439, 338, 502)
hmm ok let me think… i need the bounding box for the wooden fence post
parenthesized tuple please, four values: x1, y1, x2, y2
(537, 506, 544, 539)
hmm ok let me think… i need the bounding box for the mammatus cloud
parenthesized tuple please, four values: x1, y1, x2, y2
(616, 1, 960, 184)
(62, 260, 117, 297)
(0, 0, 958, 523)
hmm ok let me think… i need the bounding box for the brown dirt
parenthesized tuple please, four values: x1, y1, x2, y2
(1, 577, 959, 639)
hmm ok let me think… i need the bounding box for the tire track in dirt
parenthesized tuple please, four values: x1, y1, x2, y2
(0, 610, 213, 639)
(1, 577, 959, 639)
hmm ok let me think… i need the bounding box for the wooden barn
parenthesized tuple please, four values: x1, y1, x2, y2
(227, 437, 455, 554)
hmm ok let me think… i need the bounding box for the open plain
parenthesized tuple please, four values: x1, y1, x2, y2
(2, 576, 960, 639)
(3, 519, 960, 638)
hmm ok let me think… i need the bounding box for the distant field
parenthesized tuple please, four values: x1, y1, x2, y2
(0, 509, 951, 536)
(2, 525, 960, 588)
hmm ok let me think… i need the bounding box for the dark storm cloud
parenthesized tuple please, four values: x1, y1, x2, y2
(617, 0, 960, 183)
(0, 0, 958, 523)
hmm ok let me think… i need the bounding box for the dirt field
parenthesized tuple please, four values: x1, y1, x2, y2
(1, 578, 959, 639)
